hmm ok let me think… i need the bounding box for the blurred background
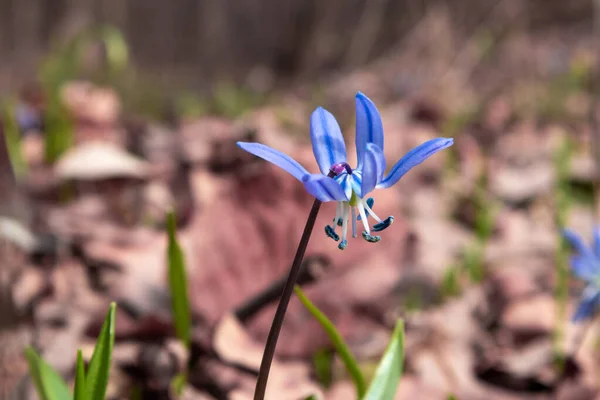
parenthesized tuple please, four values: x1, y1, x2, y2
(1, 0, 599, 399)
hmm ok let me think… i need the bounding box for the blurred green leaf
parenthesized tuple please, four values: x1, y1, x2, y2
(73, 349, 86, 400)
(363, 319, 405, 400)
(464, 244, 485, 284)
(85, 302, 116, 400)
(312, 348, 334, 388)
(25, 347, 72, 400)
(44, 101, 73, 163)
(1, 99, 27, 178)
(441, 266, 462, 298)
(171, 372, 186, 396)
(167, 211, 192, 349)
(294, 286, 366, 398)
(99, 26, 129, 74)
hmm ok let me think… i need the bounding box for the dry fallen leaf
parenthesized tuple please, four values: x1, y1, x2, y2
(55, 141, 150, 181)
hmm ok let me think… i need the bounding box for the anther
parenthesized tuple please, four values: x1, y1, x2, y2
(325, 225, 340, 241)
(362, 231, 381, 243)
(338, 240, 348, 250)
(373, 216, 394, 232)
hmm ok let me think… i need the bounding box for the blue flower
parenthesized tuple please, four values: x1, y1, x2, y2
(237, 92, 454, 250)
(563, 227, 600, 322)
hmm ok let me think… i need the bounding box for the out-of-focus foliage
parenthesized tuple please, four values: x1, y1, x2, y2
(363, 320, 405, 400)
(295, 286, 366, 397)
(166, 211, 192, 349)
(85, 302, 117, 400)
(25, 347, 71, 400)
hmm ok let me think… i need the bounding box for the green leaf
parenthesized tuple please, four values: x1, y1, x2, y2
(166, 211, 192, 349)
(171, 372, 186, 396)
(312, 349, 333, 388)
(294, 286, 366, 397)
(85, 302, 116, 400)
(24, 346, 72, 400)
(98, 26, 129, 74)
(44, 100, 73, 163)
(1, 99, 28, 178)
(73, 349, 86, 400)
(363, 319, 405, 400)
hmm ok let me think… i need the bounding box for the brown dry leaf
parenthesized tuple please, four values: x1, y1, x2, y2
(489, 160, 555, 204)
(211, 314, 322, 400)
(55, 141, 150, 181)
(501, 294, 555, 334)
(213, 313, 263, 371)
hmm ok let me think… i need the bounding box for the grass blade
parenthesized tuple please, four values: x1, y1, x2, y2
(73, 349, 86, 400)
(24, 347, 72, 400)
(363, 319, 405, 400)
(85, 302, 116, 400)
(166, 211, 192, 348)
(294, 286, 366, 398)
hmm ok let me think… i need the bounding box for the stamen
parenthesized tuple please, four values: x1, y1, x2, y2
(362, 231, 381, 243)
(357, 201, 370, 235)
(373, 216, 394, 232)
(325, 225, 339, 241)
(333, 203, 342, 227)
(357, 198, 374, 221)
(351, 207, 357, 238)
(362, 198, 383, 223)
(339, 204, 349, 250)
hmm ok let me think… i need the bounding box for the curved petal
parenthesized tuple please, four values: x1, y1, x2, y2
(563, 229, 595, 258)
(237, 142, 308, 181)
(302, 174, 349, 202)
(570, 255, 600, 281)
(355, 92, 384, 169)
(359, 143, 386, 197)
(377, 138, 454, 189)
(310, 107, 347, 174)
(594, 226, 600, 258)
(573, 285, 600, 322)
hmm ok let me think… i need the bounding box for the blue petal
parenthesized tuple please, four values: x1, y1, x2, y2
(573, 285, 600, 322)
(570, 255, 600, 281)
(563, 229, 595, 259)
(335, 174, 354, 201)
(360, 143, 386, 197)
(355, 92, 384, 169)
(310, 107, 347, 174)
(377, 138, 454, 189)
(237, 142, 308, 181)
(594, 227, 600, 258)
(302, 174, 349, 202)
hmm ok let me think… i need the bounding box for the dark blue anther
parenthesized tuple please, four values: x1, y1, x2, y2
(338, 240, 348, 250)
(362, 231, 381, 243)
(330, 162, 353, 176)
(336, 218, 343, 227)
(325, 225, 340, 241)
(357, 198, 375, 221)
(373, 216, 394, 232)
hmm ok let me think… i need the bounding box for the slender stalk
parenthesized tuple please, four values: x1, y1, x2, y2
(253, 172, 334, 400)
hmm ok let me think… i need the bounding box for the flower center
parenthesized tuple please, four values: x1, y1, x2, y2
(330, 162, 353, 176)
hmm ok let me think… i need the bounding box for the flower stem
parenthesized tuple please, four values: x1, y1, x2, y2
(253, 173, 334, 399)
